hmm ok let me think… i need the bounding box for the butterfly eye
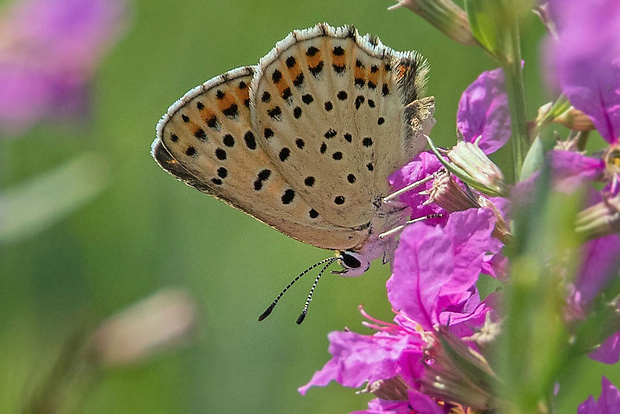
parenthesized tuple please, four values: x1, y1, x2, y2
(341, 251, 363, 269)
(336, 251, 371, 277)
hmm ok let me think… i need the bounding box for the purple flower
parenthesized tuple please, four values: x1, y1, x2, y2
(300, 209, 501, 412)
(0, 0, 127, 136)
(543, 0, 620, 201)
(546, 0, 620, 144)
(457, 68, 511, 154)
(578, 377, 620, 414)
(304, 68, 510, 413)
(571, 235, 620, 364)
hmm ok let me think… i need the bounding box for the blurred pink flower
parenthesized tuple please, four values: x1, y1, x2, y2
(545, 0, 620, 144)
(0, 0, 127, 136)
(571, 235, 620, 364)
(548, 151, 606, 192)
(579, 377, 620, 414)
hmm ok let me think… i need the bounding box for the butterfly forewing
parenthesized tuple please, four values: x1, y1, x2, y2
(154, 66, 366, 250)
(251, 24, 429, 229)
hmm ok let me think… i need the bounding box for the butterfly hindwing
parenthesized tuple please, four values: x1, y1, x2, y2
(153, 66, 366, 250)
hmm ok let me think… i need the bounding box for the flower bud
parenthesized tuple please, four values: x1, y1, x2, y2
(575, 194, 620, 239)
(420, 327, 502, 410)
(389, 0, 478, 46)
(533, 3, 558, 39)
(479, 197, 513, 244)
(358, 376, 410, 400)
(447, 141, 507, 196)
(424, 170, 480, 212)
(553, 107, 596, 131)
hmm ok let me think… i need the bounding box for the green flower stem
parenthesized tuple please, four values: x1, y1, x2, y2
(502, 16, 529, 182)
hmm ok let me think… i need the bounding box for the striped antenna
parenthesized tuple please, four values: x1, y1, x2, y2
(258, 256, 339, 322)
(296, 259, 336, 325)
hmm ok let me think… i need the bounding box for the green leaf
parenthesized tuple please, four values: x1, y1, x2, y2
(519, 136, 544, 181)
(465, 0, 508, 61)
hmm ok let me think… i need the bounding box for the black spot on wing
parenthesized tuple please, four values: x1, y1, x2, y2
(215, 148, 227, 160)
(309, 61, 324, 76)
(281, 189, 295, 204)
(279, 147, 291, 162)
(324, 129, 337, 139)
(223, 134, 235, 147)
(244, 131, 256, 149)
(293, 73, 304, 87)
(194, 128, 207, 141)
(306, 46, 319, 56)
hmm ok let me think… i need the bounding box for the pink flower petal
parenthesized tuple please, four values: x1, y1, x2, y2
(388, 152, 445, 222)
(575, 235, 620, 305)
(388, 209, 496, 331)
(298, 331, 410, 395)
(589, 333, 620, 365)
(352, 398, 413, 413)
(578, 377, 620, 413)
(457, 68, 511, 154)
(407, 389, 445, 414)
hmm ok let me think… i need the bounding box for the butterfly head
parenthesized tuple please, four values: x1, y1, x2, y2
(333, 250, 371, 277)
(333, 215, 404, 277)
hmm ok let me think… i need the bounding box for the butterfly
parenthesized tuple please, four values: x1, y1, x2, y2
(151, 23, 435, 322)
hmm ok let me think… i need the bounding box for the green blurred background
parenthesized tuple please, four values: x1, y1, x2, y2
(1, 0, 617, 412)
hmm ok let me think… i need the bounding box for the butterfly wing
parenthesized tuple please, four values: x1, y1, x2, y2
(251, 24, 433, 229)
(152, 66, 367, 250)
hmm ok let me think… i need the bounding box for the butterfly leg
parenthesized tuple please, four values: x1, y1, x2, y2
(382, 172, 437, 203)
(378, 214, 444, 240)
